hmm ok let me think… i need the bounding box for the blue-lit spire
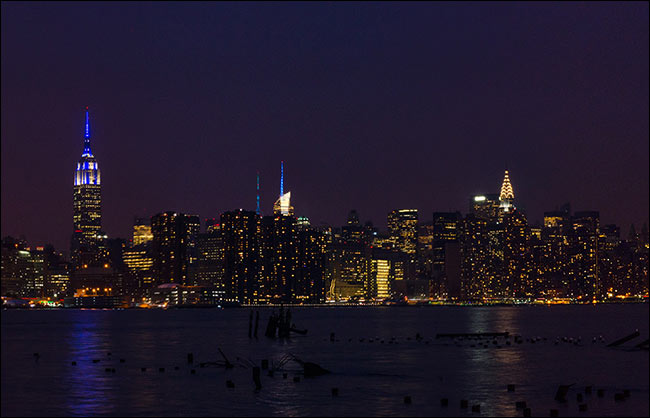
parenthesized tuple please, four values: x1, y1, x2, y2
(82, 106, 92, 157)
(280, 161, 284, 196)
(256, 172, 261, 215)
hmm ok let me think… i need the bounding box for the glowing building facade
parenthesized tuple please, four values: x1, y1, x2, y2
(499, 170, 515, 213)
(151, 212, 200, 286)
(72, 107, 102, 262)
(221, 209, 260, 303)
(387, 209, 418, 255)
(470, 194, 500, 222)
(133, 218, 153, 246)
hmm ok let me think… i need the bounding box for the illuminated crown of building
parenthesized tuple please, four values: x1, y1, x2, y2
(274, 192, 293, 216)
(273, 161, 293, 215)
(499, 169, 514, 211)
(74, 107, 101, 186)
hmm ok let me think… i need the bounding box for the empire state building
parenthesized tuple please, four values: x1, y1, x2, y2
(71, 107, 102, 262)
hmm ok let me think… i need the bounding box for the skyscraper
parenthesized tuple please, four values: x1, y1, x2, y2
(221, 209, 260, 303)
(273, 161, 294, 216)
(132, 218, 153, 246)
(568, 211, 600, 299)
(387, 209, 418, 255)
(151, 212, 200, 286)
(470, 194, 500, 222)
(71, 107, 102, 265)
(499, 170, 515, 213)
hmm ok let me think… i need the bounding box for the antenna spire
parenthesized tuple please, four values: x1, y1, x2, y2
(82, 106, 92, 156)
(280, 161, 284, 196)
(256, 172, 261, 215)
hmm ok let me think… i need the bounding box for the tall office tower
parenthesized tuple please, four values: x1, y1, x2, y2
(122, 243, 154, 298)
(387, 209, 419, 288)
(499, 170, 515, 213)
(273, 161, 294, 216)
(295, 225, 328, 303)
(630, 224, 649, 296)
(539, 209, 572, 297)
(259, 215, 276, 303)
(71, 107, 102, 266)
(1, 237, 28, 296)
(260, 215, 303, 303)
(430, 212, 462, 299)
(470, 194, 500, 222)
(42, 245, 70, 298)
(195, 226, 226, 297)
(26, 246, 46, 297)
(132, 218, 153, 246)
(220, 209, 260, 303)
(597, 224, 627, 297)
(151, 212, 200, 286)
(568, 211, 600, 300)
(459, 214, 491, 300)
(0, 237, 47, 298)
(272, 214, 298, 303)
(502, 210, 531, 297)
(342, 209, 369, 244)
(330, 232, 371, 301)
(328, 212, 372, 301)
(417, 222, 434, 286)
(387, 209, 418, 255)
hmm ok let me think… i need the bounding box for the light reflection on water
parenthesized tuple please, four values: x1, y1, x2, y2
(65, 314, 114, 416)
(2, 305, 648, 417)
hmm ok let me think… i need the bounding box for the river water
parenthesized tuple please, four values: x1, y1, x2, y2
(1, 305, 648, 417)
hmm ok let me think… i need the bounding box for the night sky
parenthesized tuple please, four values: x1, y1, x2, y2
(2, 2, 648, 251)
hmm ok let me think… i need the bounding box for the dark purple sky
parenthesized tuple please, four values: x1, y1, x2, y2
(2, 2, 648, 250)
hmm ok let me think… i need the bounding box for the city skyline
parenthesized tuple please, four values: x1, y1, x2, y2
(2, 5, 647, 418)
(2, 2, 648, 251)
(2, 104, 648, 249)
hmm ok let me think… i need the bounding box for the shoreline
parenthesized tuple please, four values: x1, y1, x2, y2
(2, 299, 648, 310)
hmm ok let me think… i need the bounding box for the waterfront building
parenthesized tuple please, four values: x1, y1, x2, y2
(295, 225, 328, 303)
(502, 209, 531, 297)
(221, 209, 259, 303)
(1, 237, 34, 297)
(417, 222, 434, 293)
(70, 264, 120, 297)
(151, 212, 200, 286)
(123, 244, 154, 297)
(568, 211, 600, 299)
(327, 211, 373, 301)
(459, 214, 490, 300)
(195, 227, 226, 297)
(430, 212, 462, 299)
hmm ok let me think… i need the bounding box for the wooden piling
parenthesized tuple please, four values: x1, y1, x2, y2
(253, 366, 262, 390)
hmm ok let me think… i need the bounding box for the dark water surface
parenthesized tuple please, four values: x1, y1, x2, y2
(2, 305, 648, 417)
